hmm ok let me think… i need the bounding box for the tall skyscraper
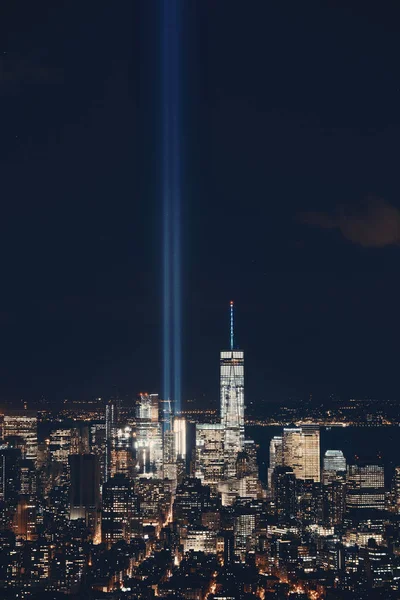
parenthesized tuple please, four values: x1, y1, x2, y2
(221, 302, 244, 478)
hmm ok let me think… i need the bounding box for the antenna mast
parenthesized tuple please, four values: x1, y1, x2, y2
(230, 301, 234, 350)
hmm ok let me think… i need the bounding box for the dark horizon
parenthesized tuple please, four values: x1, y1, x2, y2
(1, 2, 400, 405)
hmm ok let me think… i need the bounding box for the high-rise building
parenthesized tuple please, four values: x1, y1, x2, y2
(135, 394, 163, 478)
(102, 474, 139, 547)
(282, 425, 320, 482)
(302, 425, 320, 482)
(135, 478, 171, 527)
(347, 459, 385, 511)
(174, 417, 186, 460)
(4, 412, 37, 464)
(221, 302, 244, 478)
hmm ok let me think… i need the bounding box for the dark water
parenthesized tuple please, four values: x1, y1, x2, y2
(249, 425, 400, 487)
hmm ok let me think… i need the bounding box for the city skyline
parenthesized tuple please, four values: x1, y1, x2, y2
(2, 2, 400, 599)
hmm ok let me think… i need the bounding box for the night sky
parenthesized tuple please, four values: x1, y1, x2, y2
(1, 2, 400, 406)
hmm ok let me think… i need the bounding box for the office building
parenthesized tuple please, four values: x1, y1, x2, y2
(347, 460, 385, 511)
(69, 454, 101, 541)
(302, 425, 320, 482)
(282, 425, 320, 482)
(135, 478, 171, 527)
(195, 424, 225, 487)
(173, 478, 213, 530)
(234, 507, 256, 560)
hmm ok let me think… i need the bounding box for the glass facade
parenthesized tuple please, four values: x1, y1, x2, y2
(220, 350, 245, 478)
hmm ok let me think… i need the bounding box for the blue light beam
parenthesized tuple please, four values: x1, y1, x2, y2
(162, 0, 182, 414)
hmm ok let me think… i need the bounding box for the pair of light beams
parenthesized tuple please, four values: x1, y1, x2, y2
(162, 0, 182, 413)
(161, 3, 235, 414)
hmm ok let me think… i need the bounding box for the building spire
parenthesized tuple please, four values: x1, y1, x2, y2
(230, 301, 234, 350)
